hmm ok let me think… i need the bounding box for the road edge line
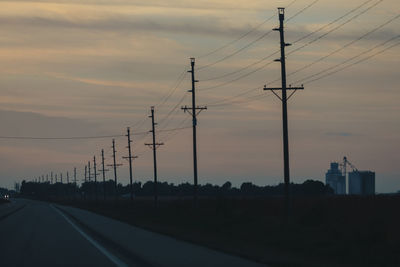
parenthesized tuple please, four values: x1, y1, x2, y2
(50, 204, 128, 267)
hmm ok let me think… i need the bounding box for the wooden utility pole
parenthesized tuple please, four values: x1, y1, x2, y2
(264, 8, 304, 222)
(145, 107, 164, 207)
(181, 58, 207, 206)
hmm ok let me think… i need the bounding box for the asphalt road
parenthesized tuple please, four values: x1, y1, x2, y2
(0, 199, 114, 266)
(0, 199, 266, 267)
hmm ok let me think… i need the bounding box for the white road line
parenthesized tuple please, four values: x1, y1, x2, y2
(50, 204, 129, 267)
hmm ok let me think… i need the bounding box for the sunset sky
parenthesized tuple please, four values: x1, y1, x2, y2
(0, 0, 399, 192)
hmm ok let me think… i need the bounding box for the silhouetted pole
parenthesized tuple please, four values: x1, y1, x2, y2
(74, 167, 77, 199)
(108, 139, 122, 200)
(181, 58, 207, 206)
(145, 107, 164, 208)
(84, 165, 87, 199)
(55, 173, 57, 183)
(66, 171, 70, 198)
(46, 174, 48, 183)
(264, 8, 304, 223)
(88, 161, 91, 182)
(84, 165, 87, 183)
(100, 149, 109, 200)
(123, 127, 137, 201)
(51, 172, 53, 184)
(93, 156, 98, 201)
(60, 173, 63, 184)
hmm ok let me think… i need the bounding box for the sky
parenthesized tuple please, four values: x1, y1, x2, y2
(0, 0, 399, 192)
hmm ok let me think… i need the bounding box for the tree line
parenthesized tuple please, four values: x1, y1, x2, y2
(19, 179, 333, 199)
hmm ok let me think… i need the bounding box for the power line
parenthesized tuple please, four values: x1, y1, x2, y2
(197, 0, 320, 71)
(197, 14, 275, 59)
(295, 34, 399, 84)
(198, 0, 384, 91)
(199, 49, 279, 82)
(197, 30, 275, 71)
(204, 85, 261, 105)
(302, 38, 400, 84)
(199, 0, 374, 83)
(289, 13, 400, 78)
(155, 69, 187, 109)
(286, 0, 320, 22)
(0, 134, 125, 140)
(208, 92, 272, 108)
(197, 0, 299, 59)
(287, 0, 384, 56)
(199, 58, 276, 91)
(291, 0, 375, 44)
(157, 92, 189, 127)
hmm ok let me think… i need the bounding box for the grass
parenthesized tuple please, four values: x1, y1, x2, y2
(55, 195, 400, 267)
(0, 198, 10, 205)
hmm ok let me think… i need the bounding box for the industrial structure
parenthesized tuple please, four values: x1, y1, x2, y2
(348, 171, 375, 195)
(325, 162, 346, 195)
(325, 156, 375, 195)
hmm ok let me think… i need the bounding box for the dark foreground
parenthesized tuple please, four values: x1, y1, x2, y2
(0, 198, 10, 205)
(0, 199, 262, 267)
(56, 195, 400, 267)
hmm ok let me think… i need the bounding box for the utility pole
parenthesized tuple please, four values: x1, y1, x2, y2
(88, 161, 91, 182)
(84, 165, 87, 200)
(88, 161, 92, 199)
(145, 107, 164, 207)
(107, 139, 122, 199)
(51, 172, 53, 184)
(74, 167, 77, 199)
(181, 58, 207, 206)
(67, 171, 69, 184)
(123, 127, 138, 201)
(93, 156, 98, 201)
(84, 165, 87, 183)
(100, 149, 109, 200)
(60, 173, 63, 184)
(264, 8, 304, 223)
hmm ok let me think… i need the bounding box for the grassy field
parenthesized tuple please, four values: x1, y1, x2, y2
(57, 195, 400, 267)
(0, 198, 10, 205)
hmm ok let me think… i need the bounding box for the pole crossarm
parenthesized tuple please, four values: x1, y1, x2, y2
(145, 143, 164, 149)
(264, 85, 304, 101)
(107, 163, 122, 167)
(181, 106, 207, 116)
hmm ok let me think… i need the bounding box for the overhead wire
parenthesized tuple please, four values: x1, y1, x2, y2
(198, 0, 383, 91)
(305, 41, 400, 84)
(288, 13, 400, 78)
(286, 0, 320, 22)
(287, 0, 384, 56)
(197, 29, 275, 71)
(291, 0, 375, 45)
(295, 35, 400, 84)
(199, 0, 374, 82)
(208, 92, 272, 108)
(0, 134, 126, 140)
(196, 0, 319, 71)
(197, 0, 298, 59)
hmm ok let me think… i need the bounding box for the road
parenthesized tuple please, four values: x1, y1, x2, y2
(0, 199, 266, 267)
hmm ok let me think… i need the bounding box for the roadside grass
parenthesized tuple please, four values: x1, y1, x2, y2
(0, 198, 10, 205)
